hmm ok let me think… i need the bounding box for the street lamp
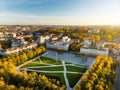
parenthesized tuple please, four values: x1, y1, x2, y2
(56, 51, 58, 62)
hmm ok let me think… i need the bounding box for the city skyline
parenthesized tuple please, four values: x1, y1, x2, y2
(0, 0, 120, 25)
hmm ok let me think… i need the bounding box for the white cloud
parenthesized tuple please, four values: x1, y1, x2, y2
(0, 13, 72, 19)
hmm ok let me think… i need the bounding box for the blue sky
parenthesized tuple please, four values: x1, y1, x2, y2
(0, 0, 120, 25)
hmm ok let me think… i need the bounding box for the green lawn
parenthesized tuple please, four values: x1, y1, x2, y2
(66, 66, 87, 73)
(65, 62, 72, 64)
(67, 74, 82, 88)
(21, 57, 88, 88)
(31, 66, 64, 71)
(22, 63, 48, 68)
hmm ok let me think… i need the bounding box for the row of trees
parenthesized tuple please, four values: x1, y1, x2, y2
(0, 46, 45, 66)
(70, 43, 83, 51)
(0, 61, 66, 90)
(75, 55, 117, 90)
(0, 46, 66, 90)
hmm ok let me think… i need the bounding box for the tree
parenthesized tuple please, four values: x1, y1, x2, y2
(95, 84, 104, 90)
(75, 84, 81, 90)
(85, 82, 92, 90)
(106, 34, 112, 41)
(95, 35, 100, 41)
(0, 78, 5, 87)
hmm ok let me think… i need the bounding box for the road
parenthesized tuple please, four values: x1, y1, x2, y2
(114, 66, 120, 90)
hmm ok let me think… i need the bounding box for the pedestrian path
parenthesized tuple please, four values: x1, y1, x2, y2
(62, 61, 72, 90)
(18, 54, 87, 90)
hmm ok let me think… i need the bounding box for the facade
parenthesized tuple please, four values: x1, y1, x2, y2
(88, 29, 100, 34)
(83, 37, 93, 48)
(0, 42, 37, 55)
(46, 41, 70, 51)
(46, 36, 71, 51)
(51, 36, 58, 41)
(0, 32, 4, 37)
(37, 35, 50, 44)
(80, 47, 109, 56)
(11, 39, 28, 47)
(72, 39, 80, 43)
(0, 38, 5, 41)
(62, 36, 71, 43)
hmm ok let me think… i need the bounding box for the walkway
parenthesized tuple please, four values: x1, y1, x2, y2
(17, 51, 48, 69)
(20, 68, 84, 75)
(62, 61, 72, 90)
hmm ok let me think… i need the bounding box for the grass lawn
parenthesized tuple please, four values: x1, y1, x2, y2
(31, 66, 64, 71)
(65, 62, 72, 64)
(66, 66, 87, 73)
(67, 74, 82, 88)
(22, 63, 48, 68)
(22, 56, 88, 88)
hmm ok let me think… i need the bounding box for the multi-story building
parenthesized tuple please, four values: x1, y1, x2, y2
(37, 35, 50, 44)
(62, 36, 71, 43)
(83, 37, 93, 48)
(0, 42, 37, 55)
(46, 41, 70, 51)
(11, 39, 28, 47)
(80, 47, 109, 56)
(0, 32, 4, 37)
(88, 29, 100, 34)
(46, 36, 71, 51)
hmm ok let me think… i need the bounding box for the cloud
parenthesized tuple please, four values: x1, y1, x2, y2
(0, 13, 72, 19)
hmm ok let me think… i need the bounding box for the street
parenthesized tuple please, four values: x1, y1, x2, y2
(114, 66, 120, 90)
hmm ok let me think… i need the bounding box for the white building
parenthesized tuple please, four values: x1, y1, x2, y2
(0, 43, 37, 55)
(62, 36, 71, 43)
(80, 47, 109, 56)
(37, 35, 50, 44)
(12, 33, 17, 37)
(46, 36, 71, 51)
(0, 32, 4, 37)
(46, 41, 70, 51)
(88, 29, 100, 34)
(83, 37, 93, 48)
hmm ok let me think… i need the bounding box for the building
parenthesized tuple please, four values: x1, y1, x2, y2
(80, 47, 109, 56)
(88, 29, 100, 34)
(11, 39, 28, 47)
(62, 36, 71, 43)
(83, 37, 93, 48)
(0, 42, 37, 55)
(46, 41, 70, 51)
(37, 35, 50, 44)
(0, 38, 5, 41)
(0, 32, 4, 37)
(46, 36, 71, 51)
(71, 39, 80, 43)
(95, 41, 105, 49)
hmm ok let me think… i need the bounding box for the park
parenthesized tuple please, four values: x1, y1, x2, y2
(20, 56, 88, 89)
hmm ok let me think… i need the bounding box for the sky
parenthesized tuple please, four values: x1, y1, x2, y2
(0, 0, 120, 25)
